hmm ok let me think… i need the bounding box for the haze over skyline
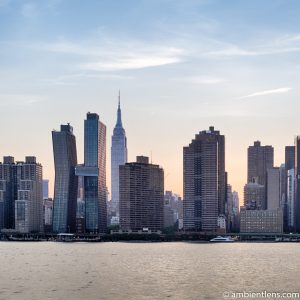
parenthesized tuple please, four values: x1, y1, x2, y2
(1, 0, 300, 199)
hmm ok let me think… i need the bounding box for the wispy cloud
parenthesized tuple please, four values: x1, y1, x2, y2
(239, 87, 292, 99)
(0, 94, 46, 106)
(203, 36, 300, 58)
(205, 46, 258, 57)
(41, 73, 134, 86)
(171, 76, 225, 85)
(35, 40, 186, 71)
(82, 48, 184, 71)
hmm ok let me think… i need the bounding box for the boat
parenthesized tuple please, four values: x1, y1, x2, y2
(56, 233, 75, 242)
(209, 236, 235, 243)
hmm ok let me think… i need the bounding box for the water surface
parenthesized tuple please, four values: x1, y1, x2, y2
(0, 242, 299, 300)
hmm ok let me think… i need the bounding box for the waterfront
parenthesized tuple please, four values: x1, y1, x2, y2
(0, 242, 299, 300)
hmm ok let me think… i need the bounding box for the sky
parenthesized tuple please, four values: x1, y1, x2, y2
(1, 0, 300, 202)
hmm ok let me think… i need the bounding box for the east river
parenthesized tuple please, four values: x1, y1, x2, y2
(0, 242, 299, 300)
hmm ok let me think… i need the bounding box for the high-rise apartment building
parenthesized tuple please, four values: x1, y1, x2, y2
(183, 126, 226, 232)
(247, 141, 274, 185)
(14, 157, 43, 233)
(111, 94, 127, 220)
(52, 124, 78, 233)
(76, 113, 107, 233)
(119, 156, 164, 231)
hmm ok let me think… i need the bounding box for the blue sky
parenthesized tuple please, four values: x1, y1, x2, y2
(1, 0, 300, 198)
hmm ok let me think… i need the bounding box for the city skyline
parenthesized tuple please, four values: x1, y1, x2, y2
(1, 0, 300, 199)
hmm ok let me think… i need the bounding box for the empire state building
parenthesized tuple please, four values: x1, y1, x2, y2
(111, 92, 128, 220)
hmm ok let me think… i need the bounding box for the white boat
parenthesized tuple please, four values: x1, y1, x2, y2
(209, 236, 235, 243)
(56, 233, 75, 242)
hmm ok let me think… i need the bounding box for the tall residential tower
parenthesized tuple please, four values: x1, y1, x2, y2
(52, 124, 78, 233)
(183, 126, 226, 232)
(76, 113, 107, 233)
(119, 156, 164, 231)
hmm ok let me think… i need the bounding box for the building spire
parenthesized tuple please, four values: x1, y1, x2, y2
(116, 90, 122, 127)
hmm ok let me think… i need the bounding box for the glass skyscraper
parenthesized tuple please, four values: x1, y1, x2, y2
(0, 156, 16, 230)
(77, 113, 107, 233)
(111, 94, 127, 219)
(52, 124, 78, 233)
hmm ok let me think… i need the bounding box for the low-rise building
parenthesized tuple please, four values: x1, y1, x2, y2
(240, 207, 283, 234)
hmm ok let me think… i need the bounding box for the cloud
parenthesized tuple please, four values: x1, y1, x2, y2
(0, 94, 46, 106)
(205, 46, 258, 57)
(239, 87, 292, 99)
(171, 76, 225, 85)
(201, 34, 300, 58)
(41, 73, 134, 86)
(81, 48, 184, 71)
(36, 40, 186, 71)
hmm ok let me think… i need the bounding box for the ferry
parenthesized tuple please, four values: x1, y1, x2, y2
(56, 233, 75, 242)
(209, 236, 235, 243)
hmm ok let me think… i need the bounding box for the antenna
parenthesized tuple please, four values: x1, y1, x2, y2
(150, 151, 152, 164)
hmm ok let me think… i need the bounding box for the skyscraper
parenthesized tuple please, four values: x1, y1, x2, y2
(14, 157, 43, 233)
(295, 136, 300, 231)
(244, 179, 265, 210)
(247, 141, 274, 185)
(267, 167, 280, 210)
(119, 156, 164, 231)
(287, 169, 295, 231)
(0, 156, 44, 233)
(183, 126, 226, 232)
(0, 156, 16, 230)
(111, 92, 127, 220)
(285, 146, 295, 171)
(52, 124, 78, 233)
(76, 113, 107, 233)
(43, 180, 49, 200)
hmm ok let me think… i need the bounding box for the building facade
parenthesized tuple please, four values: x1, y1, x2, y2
(295, 136, 300, 231)
(111, 95, 127, 221)
(52, 124, 78, 233)
(240, 208, 283, 234)
(285, 146, 295, 171)
(287, 169, 295, 230)
(44, 198, 53, 233)
(247, 141, 274, 186)
(183, 126, 226, 232)
(267, 167, 280, 210)
(0, 156, 16, 230)
(226, 185, 240, 232)
(14, 157, 44, 233)
(244, 179, 265, 210)
(43, 180, 49, 200)
(163, 191, 183, 229)
(76, 113, 107, 233)
(119, 156, 164, 231)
